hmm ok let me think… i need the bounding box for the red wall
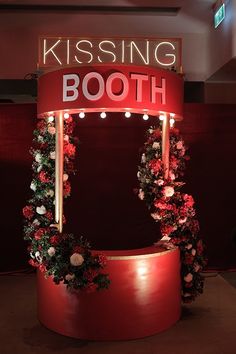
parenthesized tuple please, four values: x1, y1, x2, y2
(1, 103, 236, 271)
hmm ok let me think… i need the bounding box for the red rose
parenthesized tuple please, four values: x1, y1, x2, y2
(152, 129, 161, 138)
(38, 171, 50, 183)
(63, 180, 71, 197)
(161, 224, 175, 237)
(50, 235, 60, 245)
(39, 264, 47, 273)
(149, 159, 162, 174)
(23, 205, 34, 219)
(29, 259, 38, 267)
(37, 119, 47, 132)
(45, 211, 53, 221)
(64, 142, 76, 157)
(34, 228, 45, 240)
(183, 194, 194, 208)
(97, 254, 107, 267)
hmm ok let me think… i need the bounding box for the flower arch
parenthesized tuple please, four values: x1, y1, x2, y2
(23, 115, 110, 292)
(137, 126, 207, 302)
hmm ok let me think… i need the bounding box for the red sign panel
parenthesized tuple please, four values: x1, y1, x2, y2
(38, 65, 183, 119)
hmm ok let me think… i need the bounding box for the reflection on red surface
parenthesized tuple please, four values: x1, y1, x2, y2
(37, 246, 181, 340)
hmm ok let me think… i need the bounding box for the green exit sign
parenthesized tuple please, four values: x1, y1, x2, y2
(214, 3, 225, 28)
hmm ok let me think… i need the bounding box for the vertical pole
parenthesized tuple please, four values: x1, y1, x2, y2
(55, 111, 64, 233)
(162, 114, 170, 180)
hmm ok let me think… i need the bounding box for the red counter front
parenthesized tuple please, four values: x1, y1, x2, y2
(37, 246, 181, 340)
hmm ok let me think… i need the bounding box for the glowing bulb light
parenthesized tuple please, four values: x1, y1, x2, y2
(48, 115, 54, 122)
(170, 118, 175, 127)
(100, 112, 106, 119)
(64, 112, 70, 119)
(159, 114, 165, 121)
(143, 114, 149, 121)
(79, 112, 85, 119)
(125, 111, 131, 118)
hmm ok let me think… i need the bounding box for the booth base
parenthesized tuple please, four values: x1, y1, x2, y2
(37, 246, 181, 340)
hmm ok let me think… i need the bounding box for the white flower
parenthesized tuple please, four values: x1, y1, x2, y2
(184, 273, 193, 283)
(151, 212, 161, 220)
(30, 182, 37, 191)
(37, 165, 42, 173)
(137, 171, 141, 178)
(163, 186, 174, 197)
(70, 253, 84, 266)
(185, 244, 192, 250)
(65, 273, 75, 281)
(191, 248, 196, 256)
(141, 153, 146, 163)
(37, 135, 44, 142)
(152, 142, 160, 149)
(35, 153, 42, 163)
(50, 151, 56, 159)
(179, 217, 187, 224)
(47, 247, 56, 257)
(149, 128, 153, 134)
(138, 189, 144, 200)
(46, 189, 54, 197)
(169, 172, 176, 180)
(30, 252, 35, 259)
(35, 251, 42, 262)
(36, 205, 46, 215)
(48, 116, 54, 123)
(63, 174, 69, 182)
(64, 135, 69, 142)
(33, 219, 40, 226)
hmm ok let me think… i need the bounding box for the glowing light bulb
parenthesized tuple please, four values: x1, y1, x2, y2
(143, 114, 149, 121)
(125, 111, 131, 118)
(100, 112, 106, 119)
(64, 112, 70, 119)
(79, 112, 85, 119)
(48, 115, 54, 122)
(159, 114, 165, 121)
(170, 118, 175, 127)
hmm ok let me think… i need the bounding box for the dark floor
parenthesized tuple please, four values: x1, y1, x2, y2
(0, 272, 236, 354)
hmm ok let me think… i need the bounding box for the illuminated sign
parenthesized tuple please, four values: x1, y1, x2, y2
(214, 2, 225, 28)
(37, 65, 184, 119)
(38, 37, 181, 71)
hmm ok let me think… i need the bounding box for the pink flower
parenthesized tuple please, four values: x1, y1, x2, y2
(163, 186, 174, 197)
(48, 126, 56, 135)
(47, 247, 56, 257)
(138, 189, 144, 200)
(184, 273, 193, 282)
(70, 253, 84, 266)
(176, 140, 183, 149)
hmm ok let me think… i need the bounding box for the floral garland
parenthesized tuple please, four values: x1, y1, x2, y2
(23, 116, 110, 292)
(137, 126, 207, 303)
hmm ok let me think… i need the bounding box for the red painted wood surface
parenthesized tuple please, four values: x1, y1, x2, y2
(37, 246, 181, 340)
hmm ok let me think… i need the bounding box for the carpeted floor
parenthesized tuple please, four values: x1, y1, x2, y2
(0, 273, 236, 354)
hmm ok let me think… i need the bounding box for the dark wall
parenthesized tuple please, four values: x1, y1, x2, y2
(1, 103, 236, 271)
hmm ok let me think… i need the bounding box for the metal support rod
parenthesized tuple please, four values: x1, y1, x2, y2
(162, 114, 170, 180)
(55, 111, 64, 233)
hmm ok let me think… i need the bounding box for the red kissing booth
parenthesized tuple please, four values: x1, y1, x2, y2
(36, 64, 183, 340)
